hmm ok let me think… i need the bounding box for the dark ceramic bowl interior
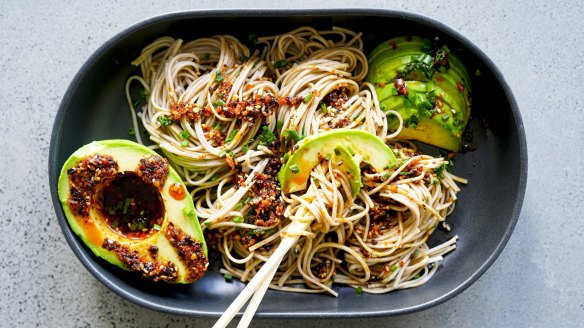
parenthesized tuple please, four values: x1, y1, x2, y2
(49, 9, 527, 318)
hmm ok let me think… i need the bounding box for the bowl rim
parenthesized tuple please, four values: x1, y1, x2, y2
(48, 8, 528, 318)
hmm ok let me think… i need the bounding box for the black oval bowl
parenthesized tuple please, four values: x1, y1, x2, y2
(49, 9, 527, 318)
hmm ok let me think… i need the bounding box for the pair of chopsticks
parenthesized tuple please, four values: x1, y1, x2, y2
(213, 221, 310, 328)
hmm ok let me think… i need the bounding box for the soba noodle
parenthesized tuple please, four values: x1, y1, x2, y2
(125, 26, 465, 296)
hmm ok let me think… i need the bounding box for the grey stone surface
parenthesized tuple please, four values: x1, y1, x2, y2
(0, 0, 582, 327)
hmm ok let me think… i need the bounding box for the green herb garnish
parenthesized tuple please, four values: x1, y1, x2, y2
(215, 71, 224, 82)
(282, 130, 304, 145)
(226, 129, 238, 143)
(157, 116, 171, 127)
(258, 126, 276, 146)
(179, 130, 190, 139)
(276, 119, 284, 132)
(128, 128, 136, 136)
(248, 34, 258, 45)
(274, 59, 288, 68)
(356, 287, 363, 295)
(223, 273, 233, 281)
(122, 198, 131, 215)
(304, 91, 313, 103)
(289, 164, 300, 173)
(153, 224, 162, 231)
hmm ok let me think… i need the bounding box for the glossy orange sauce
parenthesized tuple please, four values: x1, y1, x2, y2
(81, 218, 102, 246)
(169, 182, 186, 200)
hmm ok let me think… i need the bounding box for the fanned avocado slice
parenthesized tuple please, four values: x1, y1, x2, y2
(57, 139, 208, 284)
(278, 129, 396, 194)
(366, 36, 471, 151)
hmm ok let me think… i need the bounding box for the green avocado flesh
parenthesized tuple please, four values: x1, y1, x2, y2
(58, 139, 207, 284)
(366, 36, 471, 151)
(278, 129, 396, 194)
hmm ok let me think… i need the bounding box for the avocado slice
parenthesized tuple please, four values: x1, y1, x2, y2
(58, 139, 208, 283)
(278, 129, 396, 194)
(366, 37, 471, 151)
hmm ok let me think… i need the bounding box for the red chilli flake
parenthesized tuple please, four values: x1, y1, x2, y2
(165, 222, 208, 282)
(102, 239, 178, 282)
(394, 78, 408, 95)
(67, 154, 119, 217)
(135, 154, 169, 189)
(457, 82, 465, 93)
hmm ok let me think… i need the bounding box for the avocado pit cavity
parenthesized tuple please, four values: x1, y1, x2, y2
(97, 172, 165, 239)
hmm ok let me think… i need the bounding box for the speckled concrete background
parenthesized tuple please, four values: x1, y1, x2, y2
(0, 0, 582, 327)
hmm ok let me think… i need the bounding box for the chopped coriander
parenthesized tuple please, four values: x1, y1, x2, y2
(274, 59, 288, 68)
(157, 116, 171, 127)
(225, 129, 238, 143)
(435, 163, 448, 179)
(248, 33, 258, 45)
(127, 128, 136, 136)
(225, 150, 236, 158)
(182, 207, 195, 217)
(215, 71, 224, 82)
(356, 286, 363, 295)
(289, 164, 300, 173)
(304, 91, 313, 103)
(282, 130, 304, 145)
(179, 130, 190, 139)
(276, 119, 284, 131)
(223, 273, 233, 281)
(138, 88, 148, 100)
(391, 264, 398, 272)
(213, 121, 224, 130)
(321, 103, 327, 114)
(432, 177, 440, 185)
(153, 224, 162, 231)
(413, 274, 421, 279)
(233, 216, 244, 223)
(241, 143, 249, 153)
(234, 202, 244, 210)
(181, 140, 189, 147)
(258, 126, 276, 146)
(213, 99, 225, 108)
(324, 153, 332, 161)
(239, 54, 249, 62)
(122, 198, 131, 215)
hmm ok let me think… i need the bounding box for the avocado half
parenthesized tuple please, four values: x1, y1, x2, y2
(279, 129, 397, 195)
(366, 36, 472, 151)
(58, 139, 208, 283)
